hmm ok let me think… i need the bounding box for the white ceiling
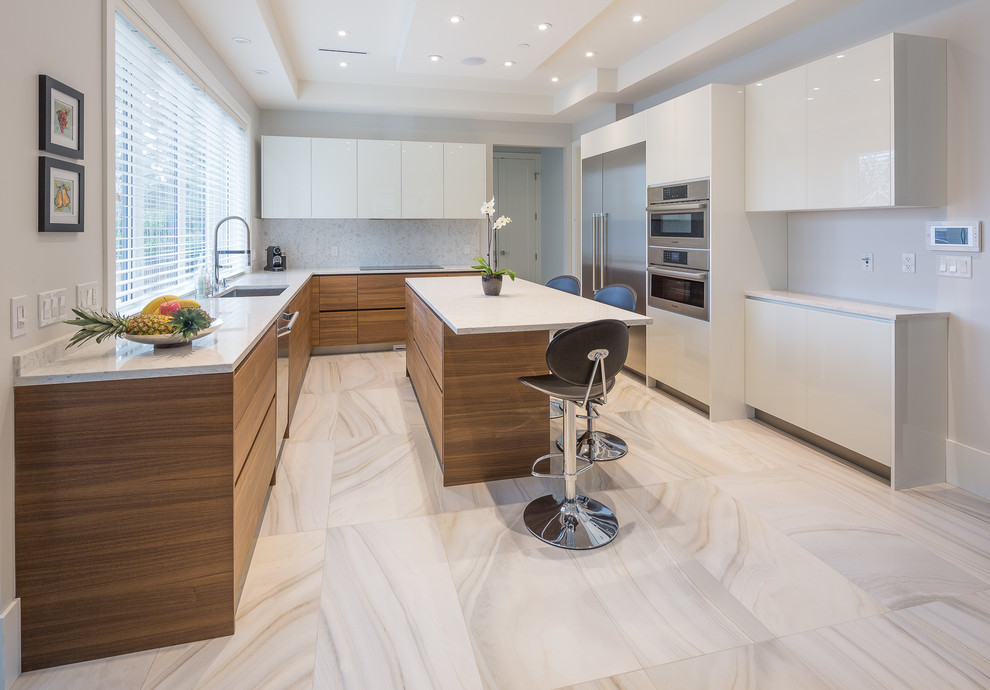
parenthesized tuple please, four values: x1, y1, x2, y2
(176, 0, 872, 123)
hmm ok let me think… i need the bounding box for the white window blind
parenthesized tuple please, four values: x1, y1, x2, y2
(114, 11, 248, 312)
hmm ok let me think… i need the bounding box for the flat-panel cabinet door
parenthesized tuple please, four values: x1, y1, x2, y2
(262, 136, 311, 218)
(312, 138, 357, 218)
(402, 141, 443, 218)
(744, 299, 808, 426)
(444, 143, 486, 218)
(745, 68, 808, 211)
(645, 101, 676, 186)
(675, 85, 712, 182)
(357, 140, 401, 218)
(806, 36, 892, 209)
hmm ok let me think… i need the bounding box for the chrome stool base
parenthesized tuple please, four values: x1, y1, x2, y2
(549, 398, 564, 419)
(523, 494, 619, 549)
(556, 430, 628, 462)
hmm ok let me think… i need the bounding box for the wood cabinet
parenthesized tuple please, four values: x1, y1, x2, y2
(744, 295, 947, 489)
(443, 143, 486, 218)
(402, 141, 444, 218)
(315, 271, 476, 347)
(14, 326, 279, 671)
(312, 138, 357, 218)
(357, 139, 402, 218)
(261, 136, 311, 218)
(286, 281, 313, 423)
(646, 85, 712, 185)
(745, 33, 946, 211)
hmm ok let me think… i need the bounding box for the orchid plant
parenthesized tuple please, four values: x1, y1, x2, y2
(472, 197, 516, 279)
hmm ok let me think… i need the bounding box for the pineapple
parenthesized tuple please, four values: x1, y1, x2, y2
(168, 308, 213, 340)
(64, 308, 130, 348)
(65, 306, 215, 347)
(126, 314, 174, 335)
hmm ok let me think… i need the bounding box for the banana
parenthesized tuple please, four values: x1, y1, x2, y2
(175, 299, 200, 309)
(141, 295, 180, 315)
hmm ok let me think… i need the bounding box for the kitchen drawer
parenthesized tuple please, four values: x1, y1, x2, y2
(407, 337, 443, 459)
(358, 308, 406, 344)
(319, 311, 358, 345)
(233, 396, 277, 596)
(407, 286, 444, 386)
(233, 326, 276, 464)
(318, 275, 358, 311)
(357, 274, 408, 309)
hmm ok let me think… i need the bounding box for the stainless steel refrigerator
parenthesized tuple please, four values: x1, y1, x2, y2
(581, 142, 647, 375)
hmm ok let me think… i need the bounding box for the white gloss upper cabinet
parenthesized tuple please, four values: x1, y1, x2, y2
(646, 85, 712, 185)
(443, 143, 487, 218)
(745, 33, 946, 211)
(745, 68, 808, 211)
(311, 138, 357, 218)
(357, 139, 401, 218)
(401, 141, 444, 218)
(261, 136, 311, 218)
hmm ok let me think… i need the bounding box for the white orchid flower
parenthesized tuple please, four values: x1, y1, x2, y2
(480, 197, 495, 216)
(493, 215, 512, 230)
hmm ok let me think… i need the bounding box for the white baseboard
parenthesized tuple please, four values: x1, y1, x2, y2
(946, 440, 990, 501)
(0, 598, 21, 690)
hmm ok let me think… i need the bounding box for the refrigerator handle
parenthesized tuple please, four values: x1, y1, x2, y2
(600, 212, 608, 291)
(591, 213, 599, 293)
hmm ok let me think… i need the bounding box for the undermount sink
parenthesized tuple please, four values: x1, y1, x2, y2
(217, 285, 288, 298)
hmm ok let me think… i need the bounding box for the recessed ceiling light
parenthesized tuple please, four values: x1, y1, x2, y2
(836, 54, 845, 59)
(551, 76, 559, 82)
(461, 56, 486, 66)
(449, 15, 463, 24)
(755, 82, 764, 87)
(873, 77, 881, 82)
(518, 43, 530, 49)
(807, 97, 814, 101)
(538, 23, 552, 31)
(232, 37, 251, 45)
(585, 51, 596, 58)
(632, 15, 644, 22)
(339, 61, 348, 68)
(252, 69, 268, 76)
(428, 54, 443, 62)
(503, 60, 515, 67)
(338, 29, 348, 37)
(813, 87, 820, 91)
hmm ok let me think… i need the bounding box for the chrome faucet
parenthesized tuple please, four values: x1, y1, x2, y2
(213, 215, 251, 293)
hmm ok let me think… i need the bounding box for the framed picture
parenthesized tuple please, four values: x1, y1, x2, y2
(39, 157, 84, 232)
(39, 75, 84, 159)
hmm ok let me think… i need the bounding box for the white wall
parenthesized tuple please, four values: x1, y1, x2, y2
(0, 1, 258, 686)
(788, 0, 990, 497)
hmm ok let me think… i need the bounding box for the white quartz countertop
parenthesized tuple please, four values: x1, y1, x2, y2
(13, 265, 475, 386)
(745, 290, 949, 321)
(406, 276, 652, 335)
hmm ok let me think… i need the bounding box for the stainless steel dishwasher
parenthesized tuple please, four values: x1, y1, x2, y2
(276, 309, 299, 460)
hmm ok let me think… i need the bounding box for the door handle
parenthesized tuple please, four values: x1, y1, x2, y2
(599, 212, 608, 291)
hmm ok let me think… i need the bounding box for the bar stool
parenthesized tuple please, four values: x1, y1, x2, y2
(545, 274, 581, 418)
(557, 284, 636, 462)
(518, 319, 628, 549)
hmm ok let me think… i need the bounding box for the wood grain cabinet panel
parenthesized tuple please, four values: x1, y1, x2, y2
(357, 274, 408, 309)
(358, 308, 406, 344)
(319, 311, 358, 345)
(318, 275, 358, 311)
(234, 397, 277, 593)
(233, 327, 276, 479)
(286, 283, 312, 424)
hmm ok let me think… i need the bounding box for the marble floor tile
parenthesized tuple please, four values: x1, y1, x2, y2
(437, 505, 642, 690)
(616, 479, 888, 636)
(334, 387, 416, 439)
(304, 351, 408, 393)
(643, 640, 832, 690)
(315, 515, 483, 690)
(12, 650, 158, 690)
(289, 391, 340, 442)
(556, 669, 659, 690)
(888, 589, 990, 677)
(327, 432, 433, 527)
(710, 469, 989, 608)
(259, 440, 335, 537)
(711, 417, 840, 469)
(778, 612, 990, 688)
(142, 529, 325, 690)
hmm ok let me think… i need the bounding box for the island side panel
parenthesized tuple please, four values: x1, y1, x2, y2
(441, 327, 550, 485)
(14, 373, 235, 671)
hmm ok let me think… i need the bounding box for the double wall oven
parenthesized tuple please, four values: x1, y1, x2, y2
(646, 179, 710, 321)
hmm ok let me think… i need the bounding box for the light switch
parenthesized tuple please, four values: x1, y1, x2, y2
(10, 295, 28, 338)
(937, 255, 973, 278)
(38, 289, 67, 327)
(76, 282, 99, 310)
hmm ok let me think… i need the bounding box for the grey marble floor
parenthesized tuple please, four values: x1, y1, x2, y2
(15, 352, 990, 689)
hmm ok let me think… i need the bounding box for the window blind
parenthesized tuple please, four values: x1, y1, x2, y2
(114, 11, 248, 312)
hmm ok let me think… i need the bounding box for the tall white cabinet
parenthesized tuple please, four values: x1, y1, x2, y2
(401, 141, 444, 218)
(261, 136, 311, 218)
(745, 292, 948, 489)
(311, 138, 357, 218)
(357, 140, 402, 219)
(443, 143, 487, 218)
(646, 86, 712, 185)
(745, 33, 947, 211)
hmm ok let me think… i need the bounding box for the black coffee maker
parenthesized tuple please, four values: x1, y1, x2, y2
(264, 245, 286, 271)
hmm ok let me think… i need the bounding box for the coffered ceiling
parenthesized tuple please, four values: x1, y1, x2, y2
(176, 0, 869, 122)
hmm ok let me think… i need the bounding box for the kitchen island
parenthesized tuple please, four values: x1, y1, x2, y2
(405, 276, 651, 486)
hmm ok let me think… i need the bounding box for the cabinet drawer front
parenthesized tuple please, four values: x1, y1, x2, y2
(407, 337, 442, 459)
(233, 326, 276, 429)
(319, 311, 358, 345)
(287, 285, 312, 424)
(233, 396, 277, 596)
(407, 287, 444, 386)
(318, 275, 358, 311)
(358, 308, 406, 344)
(357, 274, 407, 309)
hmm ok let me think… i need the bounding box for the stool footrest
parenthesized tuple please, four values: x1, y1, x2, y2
(531, 453, 594, 479)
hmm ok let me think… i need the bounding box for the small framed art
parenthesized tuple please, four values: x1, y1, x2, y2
(39, 74, 84, 159)
(39, 157, 84, 232)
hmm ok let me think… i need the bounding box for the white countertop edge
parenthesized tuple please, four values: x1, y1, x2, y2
(745, 290, 949, 321)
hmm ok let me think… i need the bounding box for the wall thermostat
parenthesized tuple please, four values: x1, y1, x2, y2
(927, 220, 981, 252)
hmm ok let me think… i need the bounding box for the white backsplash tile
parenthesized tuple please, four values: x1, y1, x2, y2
(259, 218, 485, 268)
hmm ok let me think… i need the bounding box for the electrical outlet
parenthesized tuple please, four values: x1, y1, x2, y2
(902, 253, 916, 273)
(10, 295, 28, 338)
(860, 253, 874, 272)
(331, 245, 339, 258)
(76, 282, 99, 309)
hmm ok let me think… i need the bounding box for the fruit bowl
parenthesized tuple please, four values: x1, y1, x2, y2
(121, 320, 222, 348)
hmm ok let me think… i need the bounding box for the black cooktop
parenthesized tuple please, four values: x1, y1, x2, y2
(358, 265, 445, 271)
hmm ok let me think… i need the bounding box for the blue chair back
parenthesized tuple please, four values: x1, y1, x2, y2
(594, 284, 636, 311)
(545, 274, 581, 295)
